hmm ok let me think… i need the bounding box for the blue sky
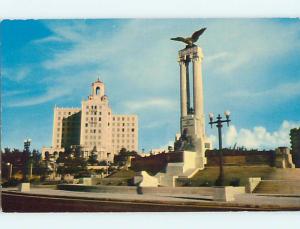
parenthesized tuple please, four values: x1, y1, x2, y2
(2, 19, 300, 151)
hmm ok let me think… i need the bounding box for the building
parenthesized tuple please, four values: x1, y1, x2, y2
(290, 127, 300, 168)
(42, 79, 138, 162)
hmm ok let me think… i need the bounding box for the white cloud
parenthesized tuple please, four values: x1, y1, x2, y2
(2, 66, 31, 81)
(6, 69, 100, 107)
(8, 86, 73, 107)
(226, 80, 300, 105)
(32, 36, 64, 44)
(123, 98, 177, 112)
(223, 120, 300, 150)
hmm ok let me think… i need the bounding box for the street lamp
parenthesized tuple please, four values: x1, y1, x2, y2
(23, 139, 32, 181)
(24, 139, 31, 152)
(6, 163, 13, 180)
(209, 111, 231, 186)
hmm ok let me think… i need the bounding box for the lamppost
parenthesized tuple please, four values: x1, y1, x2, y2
(24, 139, 31, 152)
(209, 111, 231, 186)
(24, 139, 32, 181)
(6, 163, 13, 180)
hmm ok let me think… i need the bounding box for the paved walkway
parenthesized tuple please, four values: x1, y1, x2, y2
(2, 187, 300, 210)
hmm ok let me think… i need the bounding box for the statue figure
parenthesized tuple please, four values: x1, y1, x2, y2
(171, 27, 206, 47)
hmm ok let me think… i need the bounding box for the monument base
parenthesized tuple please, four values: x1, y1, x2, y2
(154, 150, 206, 187)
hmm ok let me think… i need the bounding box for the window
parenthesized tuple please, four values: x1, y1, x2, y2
(69, 112, 71, 115)
(122, 123, 125, 126)
(99, 112, 102, 115)
(131, 128, 135, 132)
(122, 117, 125, 121)
(96, 87, 100, 95)
(108, 112, 111, 115)
(122, 128, 125, 132)
(85, 123, 88, 127)
(94, 105, 97, 109)
(86, 106, 89, 109)
(99, 117, 101, 121)
(108, 122, 110, 126)
(113, 117, 115, 121)
(94, 129, 96, 133)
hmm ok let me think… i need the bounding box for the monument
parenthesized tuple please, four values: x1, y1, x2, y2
(173, 28, 212, 169)
(139, 28, 212, 187)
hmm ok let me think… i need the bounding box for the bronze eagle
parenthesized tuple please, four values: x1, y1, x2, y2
(171, 28, 206, 46)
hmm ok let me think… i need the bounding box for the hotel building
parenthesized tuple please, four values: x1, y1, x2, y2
(42, 79, 138, 162)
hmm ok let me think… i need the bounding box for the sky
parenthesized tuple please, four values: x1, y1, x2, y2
(1, 19, 300, 152)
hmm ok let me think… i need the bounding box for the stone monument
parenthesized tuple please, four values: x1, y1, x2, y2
(172, 28, 212, 169)
(143, 28, 212, 187)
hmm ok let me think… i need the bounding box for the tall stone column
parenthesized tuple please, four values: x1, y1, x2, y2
(185, 56, 191, 113)
(192, 49, 204, 119)
(179, 59, 188, 118)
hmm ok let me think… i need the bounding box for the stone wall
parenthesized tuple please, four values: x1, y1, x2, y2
(205, 149, 275, 166)
(130, 151, 183, 174)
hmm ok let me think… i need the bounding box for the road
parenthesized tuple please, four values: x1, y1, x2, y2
(2, 190, 299, 212)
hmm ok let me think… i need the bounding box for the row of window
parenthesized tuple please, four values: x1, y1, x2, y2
(58, 111, 77, 115)
(112, 133, 135, 138)
(85, 135, 101, 140)
(112, 116, 135, 121)
(112, 128, 135, 132)
(86, 105, 101, 110)
(112, 123, 135, 127)
(56, 127, 79, 132)
(112, 139, 135, 144)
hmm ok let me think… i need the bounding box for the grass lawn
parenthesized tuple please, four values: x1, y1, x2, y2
(189, 165, 277, 186)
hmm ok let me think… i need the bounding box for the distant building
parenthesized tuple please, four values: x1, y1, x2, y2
(42, 79, 138, 162)
(290, 128, 300, 168)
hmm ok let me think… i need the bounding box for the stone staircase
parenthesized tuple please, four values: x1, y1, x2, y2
(253, 168, 300, 195)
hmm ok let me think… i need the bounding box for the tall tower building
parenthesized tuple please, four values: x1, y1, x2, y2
(290, 127, 300, 168)
(80, 80, 113, 159)
(42, 79, 138, 162)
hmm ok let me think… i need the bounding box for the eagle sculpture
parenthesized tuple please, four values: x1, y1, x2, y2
(171, 28, 206, 46)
